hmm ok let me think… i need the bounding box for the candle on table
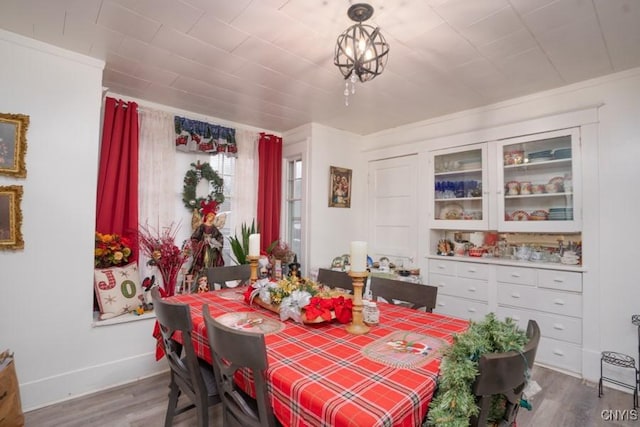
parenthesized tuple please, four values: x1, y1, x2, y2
(249, 233, 260, 257)
(350, 241, 367, 273)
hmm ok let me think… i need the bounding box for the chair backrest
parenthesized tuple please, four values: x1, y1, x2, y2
(206, 264, 251, 289)
(470, 319, 541, 427)
(151, 287, 207, 403)
(203, 304, 276, 427)
(369, 276, 438, 312)
(317, 268, 353, 292)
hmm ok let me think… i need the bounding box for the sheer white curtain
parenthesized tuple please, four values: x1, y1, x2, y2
(231, 129, 259, 235)
(138, 108, 176, 279)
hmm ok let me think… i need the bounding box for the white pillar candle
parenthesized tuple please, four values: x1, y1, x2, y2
(350, 241, 368, 273)
(249, 234, 260, 257)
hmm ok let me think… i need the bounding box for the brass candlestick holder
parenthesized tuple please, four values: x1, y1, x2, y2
(248, 255, 259, 283)
(346, 270, 370, 335)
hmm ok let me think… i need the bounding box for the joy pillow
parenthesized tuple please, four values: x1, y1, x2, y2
(94, 263, 142, 320)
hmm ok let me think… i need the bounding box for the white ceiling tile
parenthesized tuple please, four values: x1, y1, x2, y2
(378, 0, 444, 43)
(594, 0, 640, 70)
(408, 24, 484, 69)
(432, 0, 511, 27)
(179, 0, 253, 24)
(229, 2, 296, 44)
(188, 13, 249, 52)
(109, 0, 203, 33)
(537, 18, 613, 82)
(493, 47, 564, 88)
(522, 0, 596, 34)
(508, 0, 556, 15)
(459, 6, 522, 46)
(133, 63, 180, 87)
(104, 67, 152, 91)
(476, 28, 537, 59)
(98, 1, 161, 43)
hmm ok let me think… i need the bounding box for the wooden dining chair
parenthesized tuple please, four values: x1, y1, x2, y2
(151, 288, 220, 426)
(369, 276, 438, 312)
(317, 268, 353, 292)
(206, 264, 251, 289)
(470, 319, 541, 427)
(202, 304, 277, 427)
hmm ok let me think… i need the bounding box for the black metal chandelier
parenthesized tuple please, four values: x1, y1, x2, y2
(334, 3, 390, 105)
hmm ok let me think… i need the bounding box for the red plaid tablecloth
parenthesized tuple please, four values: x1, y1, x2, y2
(156, 289, 468, 427)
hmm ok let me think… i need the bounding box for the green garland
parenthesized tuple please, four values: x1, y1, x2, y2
(425, 313, 527, 427)
(182, 161, 225, 211)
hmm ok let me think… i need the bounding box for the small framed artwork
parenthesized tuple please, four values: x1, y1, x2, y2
(328, 166, 352, 208)
(0, 113, 29, 178)
(0, 185, 24, 250)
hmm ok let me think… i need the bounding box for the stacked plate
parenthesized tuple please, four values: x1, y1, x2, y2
(527, 150, 553, 163)
(549, 207, 573, 220)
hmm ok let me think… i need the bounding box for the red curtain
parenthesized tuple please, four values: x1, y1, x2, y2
(96, 97, 139, 257)
(256, 133, 282, 252)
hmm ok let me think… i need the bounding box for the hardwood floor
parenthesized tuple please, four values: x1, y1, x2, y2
(24, 365, 636, 426)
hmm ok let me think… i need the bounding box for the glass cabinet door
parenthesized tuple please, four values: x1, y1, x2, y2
(430, 144, 488, 230)
(497, 128, 580, 232)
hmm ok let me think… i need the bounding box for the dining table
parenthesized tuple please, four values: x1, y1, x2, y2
(155, 287, 469, 427)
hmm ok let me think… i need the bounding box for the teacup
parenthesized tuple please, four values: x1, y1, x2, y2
(506, 181, 519, 195)
(531, 184, 545, 194)
(545, 182, 560, 193)
(520, 181, 532, 195)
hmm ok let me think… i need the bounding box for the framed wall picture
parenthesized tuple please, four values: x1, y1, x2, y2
(328, 166, 352, 208)
(0, 113, 29, 178)
(0, 185, 24, 250)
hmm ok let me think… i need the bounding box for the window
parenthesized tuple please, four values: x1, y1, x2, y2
(286, 158, 303, 259)
(209, 154, 235, 265)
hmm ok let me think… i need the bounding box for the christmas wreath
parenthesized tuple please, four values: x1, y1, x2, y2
(182, 161, 225, 211)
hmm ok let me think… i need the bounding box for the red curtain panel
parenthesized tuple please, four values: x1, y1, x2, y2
(96, 97, 139, 258)
(256, 133, 282, 252)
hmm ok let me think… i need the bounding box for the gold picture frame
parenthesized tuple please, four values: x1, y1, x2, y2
(328, 166, 352, 208)
(0, 113, 29, 177)
(0, 185, 24, 250)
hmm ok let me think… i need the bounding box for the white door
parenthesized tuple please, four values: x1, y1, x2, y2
(367, 155, 419, 267)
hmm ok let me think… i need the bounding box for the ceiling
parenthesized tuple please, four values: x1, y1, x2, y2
(1, 0, 639, 135)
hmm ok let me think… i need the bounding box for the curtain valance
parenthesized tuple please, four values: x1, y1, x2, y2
(174, 116, 237, 155)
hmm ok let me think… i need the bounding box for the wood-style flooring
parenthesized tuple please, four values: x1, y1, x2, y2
(24, 365, 637, 426)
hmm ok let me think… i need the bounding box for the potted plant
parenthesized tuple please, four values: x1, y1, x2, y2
(228, 220, 259, 265)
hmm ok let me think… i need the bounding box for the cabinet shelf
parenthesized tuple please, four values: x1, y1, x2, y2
(504, 192, 573, 200)
(504, 158, 571, 171)
(435, 197, 483, 202)
(435, 168, 482, 176)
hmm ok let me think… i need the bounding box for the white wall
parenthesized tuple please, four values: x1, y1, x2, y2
(0, 30, 167, 411)
(361, 68, 640, 382)
(283, 123, 367, 274)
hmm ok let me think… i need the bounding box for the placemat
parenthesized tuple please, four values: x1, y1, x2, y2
(216, 311, 285, 335)
(361, 330, 448, 368)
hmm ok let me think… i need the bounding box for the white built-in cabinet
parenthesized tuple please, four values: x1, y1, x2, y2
(429, 257, 583, 375)
(428, 128, 581, 232)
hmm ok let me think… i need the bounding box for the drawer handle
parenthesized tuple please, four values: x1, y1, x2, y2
(511, 293, 521, 299)
(553, 349, 565, 356)
(438, 283, 445, 287)
(468, 308, 477, 313)
(511, 315, 521, 321)
(553, 299, 565, 306)
(437, 302, 445, 307)
(511, 273, 521, 278)
(468, 287, 476, 292)
(553, 278, 565, 283)
(468, 268, 476, 273)
(553, 323, 566, 331)
(437, 265, 445, 269)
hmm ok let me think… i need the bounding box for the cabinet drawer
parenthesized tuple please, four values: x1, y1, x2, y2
(536, 337, 582, 374)
(456, 262, 489, 280)
(429, 259, 456, 276)
(436, 276, 488, 301)
(496, 306, 582, 345)
(538, 270, 582, 292)
(498, 284, 582, 318)
(496, 265, 536, 286)
(434, 294, 488, 322)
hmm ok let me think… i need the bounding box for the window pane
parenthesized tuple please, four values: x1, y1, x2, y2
(295, 160, 302, 178)
(293, 179, 301, 198)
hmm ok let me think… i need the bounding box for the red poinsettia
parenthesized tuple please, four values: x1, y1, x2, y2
(305, 296, 335, 322)
(331, 296, 353, 324)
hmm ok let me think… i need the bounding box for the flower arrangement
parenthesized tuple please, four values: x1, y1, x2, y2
(244, 276, 353, 324)
(138, 223, 192, 297)
(94, 232, 133, 268)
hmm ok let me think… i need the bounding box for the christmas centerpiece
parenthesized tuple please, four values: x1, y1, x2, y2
(243, 276, 353, 324)
(94, 232, 133, 268)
